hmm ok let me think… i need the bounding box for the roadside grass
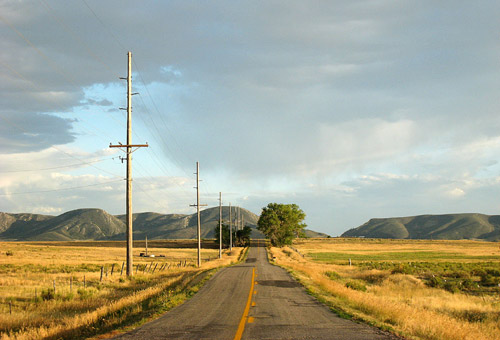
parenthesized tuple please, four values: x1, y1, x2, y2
(0, 242, 244, 340)
(270, 238, 500, 340)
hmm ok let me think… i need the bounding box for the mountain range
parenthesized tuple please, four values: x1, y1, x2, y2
(0, 207, 328, 241)
(342, 213, 500, 241)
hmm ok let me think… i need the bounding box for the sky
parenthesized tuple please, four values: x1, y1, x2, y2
(1, 1, 499, 236)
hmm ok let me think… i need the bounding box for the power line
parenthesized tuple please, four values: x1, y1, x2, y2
(0, 156, 116, 173)
(38, 0, 120, 79)
(0, 114, 121, 178)
(80, 0, 127, 52)
(0, 178, 123, 196)
(0, 14, 78, 86)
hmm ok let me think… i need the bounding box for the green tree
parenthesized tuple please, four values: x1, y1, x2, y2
(235, 226, 252, 247)
(213, 223, 231, 248)
(257, 203, 306, 247)
(213, 223, 252, 248)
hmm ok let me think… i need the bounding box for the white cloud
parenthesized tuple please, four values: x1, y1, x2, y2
(1, 1, 500, 235)
(446, 187, 466, 198)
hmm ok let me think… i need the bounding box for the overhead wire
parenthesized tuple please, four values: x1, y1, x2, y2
(2, 2, 212, 210)
(0, 156, 116, 173)
(75, 1, 199, 203)
(0, 178, 124, 196)
(0, 114, 122, 178)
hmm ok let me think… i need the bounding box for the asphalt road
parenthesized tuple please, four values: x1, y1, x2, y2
(113, 244, 400, 340)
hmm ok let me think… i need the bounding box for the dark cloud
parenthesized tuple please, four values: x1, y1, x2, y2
(1, 1, 500, 233)
(83, 98, 113, 106)
(0, 112, 75, 153)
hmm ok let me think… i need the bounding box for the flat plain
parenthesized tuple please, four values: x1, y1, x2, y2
(0, 241, 242, 340)
(271, 238, 500, 340)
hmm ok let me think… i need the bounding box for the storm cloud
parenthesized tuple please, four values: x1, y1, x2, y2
(1, 1, 499, 235)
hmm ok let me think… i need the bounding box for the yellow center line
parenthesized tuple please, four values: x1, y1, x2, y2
(233, 267, 256, 340)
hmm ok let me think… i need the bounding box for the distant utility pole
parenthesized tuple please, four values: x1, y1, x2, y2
(229, 202, 232, 251)
(238, 207, 242, 230)
(190, 162, 207, 267)
(219, 192, 222, 259)
(110, 51, 148, 277)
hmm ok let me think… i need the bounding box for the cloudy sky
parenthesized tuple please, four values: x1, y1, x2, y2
(1, 1, 499, 236)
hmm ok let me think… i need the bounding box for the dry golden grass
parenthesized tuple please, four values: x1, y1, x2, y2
(295, 238, 500, 258)
(271, 239, 500, 340)
(0, 241, 244, 340)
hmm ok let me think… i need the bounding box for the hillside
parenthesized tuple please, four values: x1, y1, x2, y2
(0, 207, 264, 241)
(342, 213, 500, 241)
(115, 206, 264, 240)
(0, 209, 125, 241)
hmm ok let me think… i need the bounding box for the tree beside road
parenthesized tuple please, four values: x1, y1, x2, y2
(257, 203, 306, 246)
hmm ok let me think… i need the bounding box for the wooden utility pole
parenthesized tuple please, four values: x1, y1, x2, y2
(238, 206, 241, 230)
(145, 235, 148, 257)
(110, 51, 148, 276)
(219, 192, 222, 259)
(190, 162, 206, 267)
(229, 202, 232, 251)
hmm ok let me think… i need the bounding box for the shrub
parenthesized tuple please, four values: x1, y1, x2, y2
(324, 271, 341, 280)
(6, 250, 13, 256)
(62, 292, 75, 301)
(41, 289, 55, 301)
(480, 274, 500, 287)
(391, 264, 413, 275)
(443, 281, 460, 293)
(77, 287, 96, 299)
(486, 269, 500, 277)
(449, 270, 470, 279)
(461, 278, 476, 290)
(345, 280, 367, 292)
(427, 276, 444, 288)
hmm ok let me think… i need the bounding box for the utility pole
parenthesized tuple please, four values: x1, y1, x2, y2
(110, 51, 148, 277)
(219, 192, 222, 259)
(190, 162, 207, 267)
(238, 207, 241, 230)
(145, 235, 148, 257)
(229, 202, 232, 251)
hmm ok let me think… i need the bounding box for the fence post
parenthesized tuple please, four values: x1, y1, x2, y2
(349, 258, 352, 266)
(84, 275, 86, 289)
(100, 267, 104, 282)
(152, 263, 158, 273)
(121, 262, 125, 276)
(111, 263, 115, 276)
(53, 280, 56, 294)
(70, 276, 73, 292)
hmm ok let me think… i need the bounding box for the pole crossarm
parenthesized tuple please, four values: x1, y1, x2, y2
(109, 144, 149, 148)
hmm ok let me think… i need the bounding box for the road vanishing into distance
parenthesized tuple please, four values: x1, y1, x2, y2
(114, 243, 400, 340)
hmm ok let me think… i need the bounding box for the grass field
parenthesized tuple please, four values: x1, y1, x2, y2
(0, 241, 244, 340)
(271, 238, 500, 340)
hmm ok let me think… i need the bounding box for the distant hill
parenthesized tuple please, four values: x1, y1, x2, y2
(0, 209, 124, 241)
(115, 206, 264, 240)
(342, 213, 500, 241)
(305, 230, 329, 238)
(0, 207, 254, 241)
(0, 207, 328, 241)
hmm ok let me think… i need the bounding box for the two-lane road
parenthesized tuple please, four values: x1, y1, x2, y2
(114, 245, 399, 339)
